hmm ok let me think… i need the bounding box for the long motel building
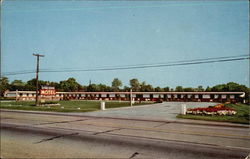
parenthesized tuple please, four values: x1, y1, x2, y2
(4, 90, 245, 103)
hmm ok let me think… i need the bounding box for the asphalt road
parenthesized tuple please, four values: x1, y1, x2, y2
(1, 107, 250, 158)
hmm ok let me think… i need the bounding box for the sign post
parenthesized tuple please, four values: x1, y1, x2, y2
(100, 101, 105, 110)
(181, 104, 187, 115)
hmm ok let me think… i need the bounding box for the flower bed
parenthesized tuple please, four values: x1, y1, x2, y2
(186, 104, 237, 116)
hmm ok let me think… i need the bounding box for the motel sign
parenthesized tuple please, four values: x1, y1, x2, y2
(40, 86, 56, 96)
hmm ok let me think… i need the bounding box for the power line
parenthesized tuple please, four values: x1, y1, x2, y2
(3, 55, 249, 75)
(30, 54, 250, 71)
(41, 57, 250, 72)
(3, 55, 249, 76)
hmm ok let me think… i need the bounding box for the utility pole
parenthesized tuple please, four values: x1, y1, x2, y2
(33, 54, 44, 106)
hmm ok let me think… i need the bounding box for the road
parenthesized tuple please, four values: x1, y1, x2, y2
(1, 108, 250, 158)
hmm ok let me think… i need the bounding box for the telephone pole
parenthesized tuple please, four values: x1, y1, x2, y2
(33, 54, 44, 106)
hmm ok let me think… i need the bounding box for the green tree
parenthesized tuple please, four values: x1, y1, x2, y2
(49, 81, 61, 90)
(155, 86, 164, 92)
(226, 82, 244, 91)
(211, 84, 227, 92)
(0, 77, 9, 97)
(25, 78, 48, 91)
(183, 87, 194, 92)
(140, 81, 154, 92)
(198, 85, 204, 91)
(129, 78, 140, 91)
(163, 87, 170, 92)
(10, 80, 26, 91)
(97, 84, 108, 92)
(111, 78, 122, 91)
(60, 78, 81, 92)
(205, 86, 211, 92)
(195, 85, 204, 92)
(26, 78, 37, 90)
(123, 86, 131, 92)
(175, 86, 183, 92)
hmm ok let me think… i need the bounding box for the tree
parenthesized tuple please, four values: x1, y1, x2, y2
(111, 78, 122, 91)
(205, 86, 211, 92)
(87, 84, 95, 92)
(183, 87, 194, 92)
(25, 78, 48, 91)
(227, 82, 243, 91)
(97, 84, 108, 92)
(25, 78, 37, 90)
(140, 81, 154, 92)
(123, 86, 131, 92)
(0, 77, 9, 97)
(198, 85, 204, 92)
(49, 81, 61, 90)
(211, 84, 227, 92)
(163, 87, 170, 92)
(10, 80, 26, 91)
(129, 78, 140, 91)
(59, 78, 81, 92)
(155, 86, 163, 92)
(175, 86, 183, 92)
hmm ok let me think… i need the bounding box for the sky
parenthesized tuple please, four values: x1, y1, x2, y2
(1, 0, 249, 88)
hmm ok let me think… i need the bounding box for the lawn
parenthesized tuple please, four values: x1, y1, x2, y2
(0, 100, 153, 112)
(177, 103, 250, 124)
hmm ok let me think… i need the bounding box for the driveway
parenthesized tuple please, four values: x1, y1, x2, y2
(83, 102, 218, 121)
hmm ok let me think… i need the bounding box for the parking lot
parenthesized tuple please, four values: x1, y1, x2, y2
(83, 102, 218, 121)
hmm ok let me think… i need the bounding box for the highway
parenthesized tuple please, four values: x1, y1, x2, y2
(1, 109, 249, 158)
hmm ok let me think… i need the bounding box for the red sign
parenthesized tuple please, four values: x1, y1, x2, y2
(40, 89, 56, 95)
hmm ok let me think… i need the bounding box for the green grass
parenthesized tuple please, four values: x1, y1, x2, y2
(177, 103, 250, 124)
(0, 100, 153, 112)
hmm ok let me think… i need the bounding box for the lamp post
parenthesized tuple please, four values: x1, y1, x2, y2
(130, 89, 133, 107)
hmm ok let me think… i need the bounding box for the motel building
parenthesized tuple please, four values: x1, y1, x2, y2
(4, 90, 245, 103)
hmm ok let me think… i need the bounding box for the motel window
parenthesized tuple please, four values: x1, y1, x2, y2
(101, 94, 107, 97)
(195, 95, 199, 99)
(7, 93, 16, 97)
(153, 94, 159, 98)
(230, 95, 235, 99)
(143, 94, 150, 98)
(202, 95, 210, 99)
(222, 95, 227, 99)
(120, 94, 126, 98)
(167, 95, 171, 98)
